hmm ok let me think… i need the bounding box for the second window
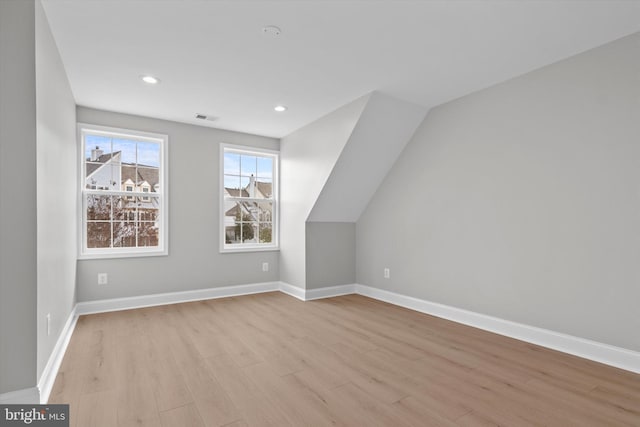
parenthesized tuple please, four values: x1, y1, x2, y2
(221, 144, 278, 252)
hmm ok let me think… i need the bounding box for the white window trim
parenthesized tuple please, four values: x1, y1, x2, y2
(220, 143, 279, 253)
(78, 123, 169, 259)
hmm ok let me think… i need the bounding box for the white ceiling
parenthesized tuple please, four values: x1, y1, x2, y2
(41, 0, 640, 138)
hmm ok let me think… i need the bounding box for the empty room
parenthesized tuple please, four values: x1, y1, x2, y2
(1, 0, 639, 426)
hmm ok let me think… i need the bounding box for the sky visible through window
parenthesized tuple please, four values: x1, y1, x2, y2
(86, 135, 160, 167)
(224, 152, 273, 190)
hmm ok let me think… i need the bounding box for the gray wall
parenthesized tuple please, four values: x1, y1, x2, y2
(357, 32, 640, 352)
(35, 0, 77, 380)
(279, 96, 367, 289)
(0, 0, 38, 394)
(76, 107, 280, 302)
(306, 222, 355, 289)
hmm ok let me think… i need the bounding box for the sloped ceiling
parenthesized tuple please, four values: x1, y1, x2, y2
(308, 92, 427, 222)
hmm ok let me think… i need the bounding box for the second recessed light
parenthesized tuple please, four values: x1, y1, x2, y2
(141, 75, 160, 84)
(274, 105, 287, 112)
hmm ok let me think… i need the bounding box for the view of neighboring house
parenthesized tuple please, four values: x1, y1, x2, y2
(224, 175, 273, 244)
(85, 146, 160, 248)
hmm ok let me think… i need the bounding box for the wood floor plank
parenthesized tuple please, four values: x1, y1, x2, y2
(149, 353, 194, 412)
(242, 362, 339, 426)
(282, 372, 374, 426)
(391, 396, 460, 427)
(330, 382, 412, 427)
(159, 403, 206, 427)
(116, 380, 160, 426)
(221, 421, 248, 427)
(328, 341, 409, 404)
(178, 356, 240, 427)
(48, 293, 640, 426)
(205, 354, 293, 427)
(75, 389, 118, 427)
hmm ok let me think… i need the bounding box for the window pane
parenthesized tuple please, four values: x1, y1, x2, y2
(224, 175, 241, 193)
(138, 222, 159, 247)
(224, 201, 258, 244)
(137, 167, 159, 191)
(255, 179, 273, 199)
(259, 223, 272, 243)
(86, 162, 118, 191)
(225, 177, 250, 197)
(113, 222, 136, 247)
(137, 141, 160, 168)
(224, 201, 243, 244)
(241, 221, 258, 243)
(255, 201, 272, 222)
(85, 135, 111, 162)
(224, 220, 238, 244)
(238, 200, 258, 243)
(239, 176, 250, 193)
(136, 196, 159, 220)
(112, 138, 136, 164)
(240, 155, 257, 177)
(121, 165, 136, 194)
(87, 195, 111, 220)
(224, 200, 239, 225)
(112, 196, 129, 220)
(87, 222, 111, 248)
(239, 201, 258, 221)
(224, 152, 240, 175)
(257, 157, 273, 180)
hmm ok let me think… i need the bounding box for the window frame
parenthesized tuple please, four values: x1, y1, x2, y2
(220, 143, 279, 253)
(78, 123, 169, 259)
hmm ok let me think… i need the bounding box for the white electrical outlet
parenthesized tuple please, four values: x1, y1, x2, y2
(262, 262, 269, 272)
(384, 268, 390, 279)
(98, 273, 108, 285)
(46, 313, 51, 336)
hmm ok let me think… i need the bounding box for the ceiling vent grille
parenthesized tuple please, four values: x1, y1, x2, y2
(195, 114, 217, 122)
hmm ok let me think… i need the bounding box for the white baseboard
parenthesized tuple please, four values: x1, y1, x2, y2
(278, 282, 306, 300)
(354, 284, 640, 374)
(0, 387, 40, 404)
(278, 282, 356, 301)
(305, 284, 356, 300)
(39, 280, 639, 383)
(37, 307, 78, 404)
(75, 281, 280, 315)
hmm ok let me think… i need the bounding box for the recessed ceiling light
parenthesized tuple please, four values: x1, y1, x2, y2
(274, 105, 287, 112)
(141, 75, 160, 84)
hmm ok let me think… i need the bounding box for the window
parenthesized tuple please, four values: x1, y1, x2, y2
(221, 144, 278, 252)
(79, 124, 168, 258)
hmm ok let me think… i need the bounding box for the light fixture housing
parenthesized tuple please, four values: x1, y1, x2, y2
(141, 75, 160, 84)
(274, 105, 287, 112)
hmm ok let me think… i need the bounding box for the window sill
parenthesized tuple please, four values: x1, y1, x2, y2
(79, 248, 168, 260)
(220, 245, 280, 254)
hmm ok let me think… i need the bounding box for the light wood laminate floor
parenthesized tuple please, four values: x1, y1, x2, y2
(49, 292, 640, 426)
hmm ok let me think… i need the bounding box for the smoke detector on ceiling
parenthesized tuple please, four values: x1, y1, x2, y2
(262, 25, 281, 36)
(195, 114, 217, 122)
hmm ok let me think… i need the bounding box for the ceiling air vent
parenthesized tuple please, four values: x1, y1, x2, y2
(195, 114, 217, 122)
